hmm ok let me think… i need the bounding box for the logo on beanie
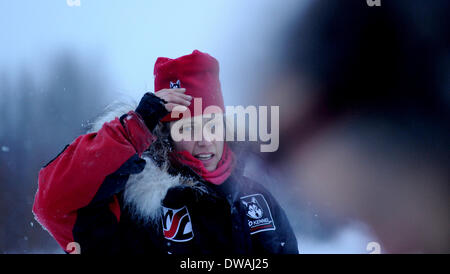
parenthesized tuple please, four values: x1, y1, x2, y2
(162, 206, 194, 242)
(170, 80, 181, 89)
(240, 194, 276, 234)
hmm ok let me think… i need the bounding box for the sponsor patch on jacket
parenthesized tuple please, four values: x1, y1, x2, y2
(162, 206, 194, 242)
(240, 194, 276, 234)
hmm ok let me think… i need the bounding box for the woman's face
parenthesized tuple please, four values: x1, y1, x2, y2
(169, 117, 224, 171)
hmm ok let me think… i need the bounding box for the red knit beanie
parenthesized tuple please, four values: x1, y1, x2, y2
(154, 50, 225, 122)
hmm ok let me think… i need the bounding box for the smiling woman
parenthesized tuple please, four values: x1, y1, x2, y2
(32, 50, 298, 254)
(169, 116, 225, 171)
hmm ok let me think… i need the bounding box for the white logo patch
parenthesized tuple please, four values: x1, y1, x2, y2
(240, 194, 276, 234)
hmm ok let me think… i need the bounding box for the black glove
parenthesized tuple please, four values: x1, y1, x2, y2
(134, 92, 169, 132)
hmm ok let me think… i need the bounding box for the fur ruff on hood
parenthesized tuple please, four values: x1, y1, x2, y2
(88, 100, 185, 224)
(124, 155, 181, 224)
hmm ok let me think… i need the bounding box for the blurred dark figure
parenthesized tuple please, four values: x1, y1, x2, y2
(262, 0, 449, 253)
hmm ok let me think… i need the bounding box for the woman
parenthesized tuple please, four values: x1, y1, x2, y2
(33, 50, 298, 254)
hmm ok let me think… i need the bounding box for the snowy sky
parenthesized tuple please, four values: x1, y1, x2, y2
(0, 0, 307, 105)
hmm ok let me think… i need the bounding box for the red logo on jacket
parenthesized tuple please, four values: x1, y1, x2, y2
(162, 206, 194, 242)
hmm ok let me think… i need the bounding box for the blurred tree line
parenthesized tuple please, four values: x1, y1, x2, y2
(0, 51, 110, 253)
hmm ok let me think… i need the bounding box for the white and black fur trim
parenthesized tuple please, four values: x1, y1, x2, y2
(124, 156, 181, 224)
(86, 99, 138, 133)
(88, 100, 184, 223)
